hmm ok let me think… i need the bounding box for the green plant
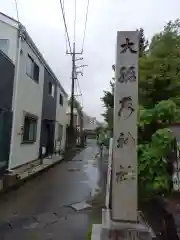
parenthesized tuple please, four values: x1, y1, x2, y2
(138, 128, 174, 198)
(101, 21, 180, 199)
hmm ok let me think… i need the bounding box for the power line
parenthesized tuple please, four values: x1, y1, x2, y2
(14, 0, 20, 22)
(81, 0, 90, 53)
(62, 0, 68, 53)
(59, 0, 72, 53)
(73, 0, 77, 44)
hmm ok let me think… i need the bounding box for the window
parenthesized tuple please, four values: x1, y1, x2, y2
(0, 39, 9, 55)
(59, 93, 63, 106)
(23, 114, 37, 143)
(57, 123, 63, 141)
(48, 81, 55, 97)
(26, 54, 39, 82)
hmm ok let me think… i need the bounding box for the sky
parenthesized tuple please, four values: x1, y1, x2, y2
(1, 0, 180, 121)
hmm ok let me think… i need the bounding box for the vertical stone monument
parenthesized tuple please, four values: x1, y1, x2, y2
(112, 31, 139, 222)
(91, 31, 155, 240)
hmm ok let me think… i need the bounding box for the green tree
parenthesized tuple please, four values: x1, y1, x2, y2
(101, 65, 115, 132)
(139, 28, 148, 57)
(138, 100, 179, 198)
(101, 22, 180, 198)
(139, 20, 180, 108)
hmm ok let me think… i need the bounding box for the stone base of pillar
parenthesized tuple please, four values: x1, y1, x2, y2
(91, 209, 155, 240)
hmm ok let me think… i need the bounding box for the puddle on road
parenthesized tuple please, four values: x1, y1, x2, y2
(83, 158, 100, 198)
(68, 168, 80, 172)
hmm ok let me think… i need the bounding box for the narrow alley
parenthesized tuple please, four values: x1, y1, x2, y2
(0, 139, 108, 239)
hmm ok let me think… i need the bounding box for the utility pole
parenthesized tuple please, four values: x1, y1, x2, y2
(68, 43, 83, 137)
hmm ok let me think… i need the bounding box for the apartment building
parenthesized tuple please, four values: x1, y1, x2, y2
(0, 12, 68, 174)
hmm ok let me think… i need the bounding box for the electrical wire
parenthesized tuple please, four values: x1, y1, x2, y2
(81, 0, 90, 53)
(62, 0, 68, 53)
(14, 0, 20, 22)
(59, 0, 72, 53)
(73, 0, 77, 44)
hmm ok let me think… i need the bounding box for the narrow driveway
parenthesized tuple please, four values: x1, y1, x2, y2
(0, 139, 108, 239)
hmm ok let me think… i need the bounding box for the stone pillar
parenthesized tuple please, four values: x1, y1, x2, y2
(112, 31, 139, 222)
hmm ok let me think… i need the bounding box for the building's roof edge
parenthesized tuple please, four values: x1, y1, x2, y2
(0, 11, 19, 24)
(23, 30, 68, 97)
(0, 12, 68, 98)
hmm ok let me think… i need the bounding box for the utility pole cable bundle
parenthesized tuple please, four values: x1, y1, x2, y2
(59, 0, 90, 132)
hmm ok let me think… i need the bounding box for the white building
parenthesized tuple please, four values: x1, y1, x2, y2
(0, 12, 68, 172)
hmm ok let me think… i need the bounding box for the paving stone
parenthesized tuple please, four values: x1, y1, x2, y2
(70, 201, 92, 211)
(36, 212, 59, 225)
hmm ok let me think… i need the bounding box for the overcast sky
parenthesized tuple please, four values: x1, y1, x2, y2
(1, 0, 180, 121)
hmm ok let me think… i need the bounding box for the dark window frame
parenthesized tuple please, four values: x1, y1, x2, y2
(22, 113, 38, 144)
(0, 39, 9, 55)
(59, 93, 63, 106)
(26, 54, 39, 83)
(48, 81, 55, 98)
(57, 123, 63, 141)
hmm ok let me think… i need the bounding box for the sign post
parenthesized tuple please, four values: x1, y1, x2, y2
(112, 31, 139, 221)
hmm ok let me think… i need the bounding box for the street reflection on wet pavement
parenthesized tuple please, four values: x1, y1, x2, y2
(0, 139, 108, 239)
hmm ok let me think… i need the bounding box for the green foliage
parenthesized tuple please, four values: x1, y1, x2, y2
(139, 28, 148, 56)
(138, 99, 180, 197)
(138, 128, 174, 198)
(139, 19, 180, 108)
(101, 79, 114, 131)
(101, 21, 180, 198)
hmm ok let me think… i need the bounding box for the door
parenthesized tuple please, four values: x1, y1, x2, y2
(44, 120, 55, 157)
(0, 109, 13, 174)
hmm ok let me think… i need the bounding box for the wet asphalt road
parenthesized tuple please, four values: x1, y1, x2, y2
(0, 139, 108, 225)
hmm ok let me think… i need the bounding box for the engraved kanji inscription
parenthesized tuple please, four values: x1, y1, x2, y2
(118, 66, 136, 83)
(116, 165, 136, 183)
(118, 96, 134, 119)
(117, 133, 128, 148)
(116, 165, 127, 183)
(120, 37, 137, 54)
(117, 132, 135, 148)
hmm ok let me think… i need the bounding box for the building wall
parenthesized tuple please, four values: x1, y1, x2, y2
(0, 50, 14, 110)
(55, 87, 68, 151)
(41, 69, 57, 121)
(40, 68, 57, 151)
(9, 38, 44, 169)
(0, 18, 18, 63)
(0, 51, 14, 169)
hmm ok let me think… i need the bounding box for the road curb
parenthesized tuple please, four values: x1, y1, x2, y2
(0, 158, 64, 195)
(0, 146, 86, 196)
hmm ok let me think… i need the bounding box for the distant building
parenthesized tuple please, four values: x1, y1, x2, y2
(83, 113, 102, 135)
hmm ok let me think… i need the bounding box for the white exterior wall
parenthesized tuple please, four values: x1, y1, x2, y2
(0, 16, 18, 63)
(9, 38, 44, 169)
(55, 87, 68, 151)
